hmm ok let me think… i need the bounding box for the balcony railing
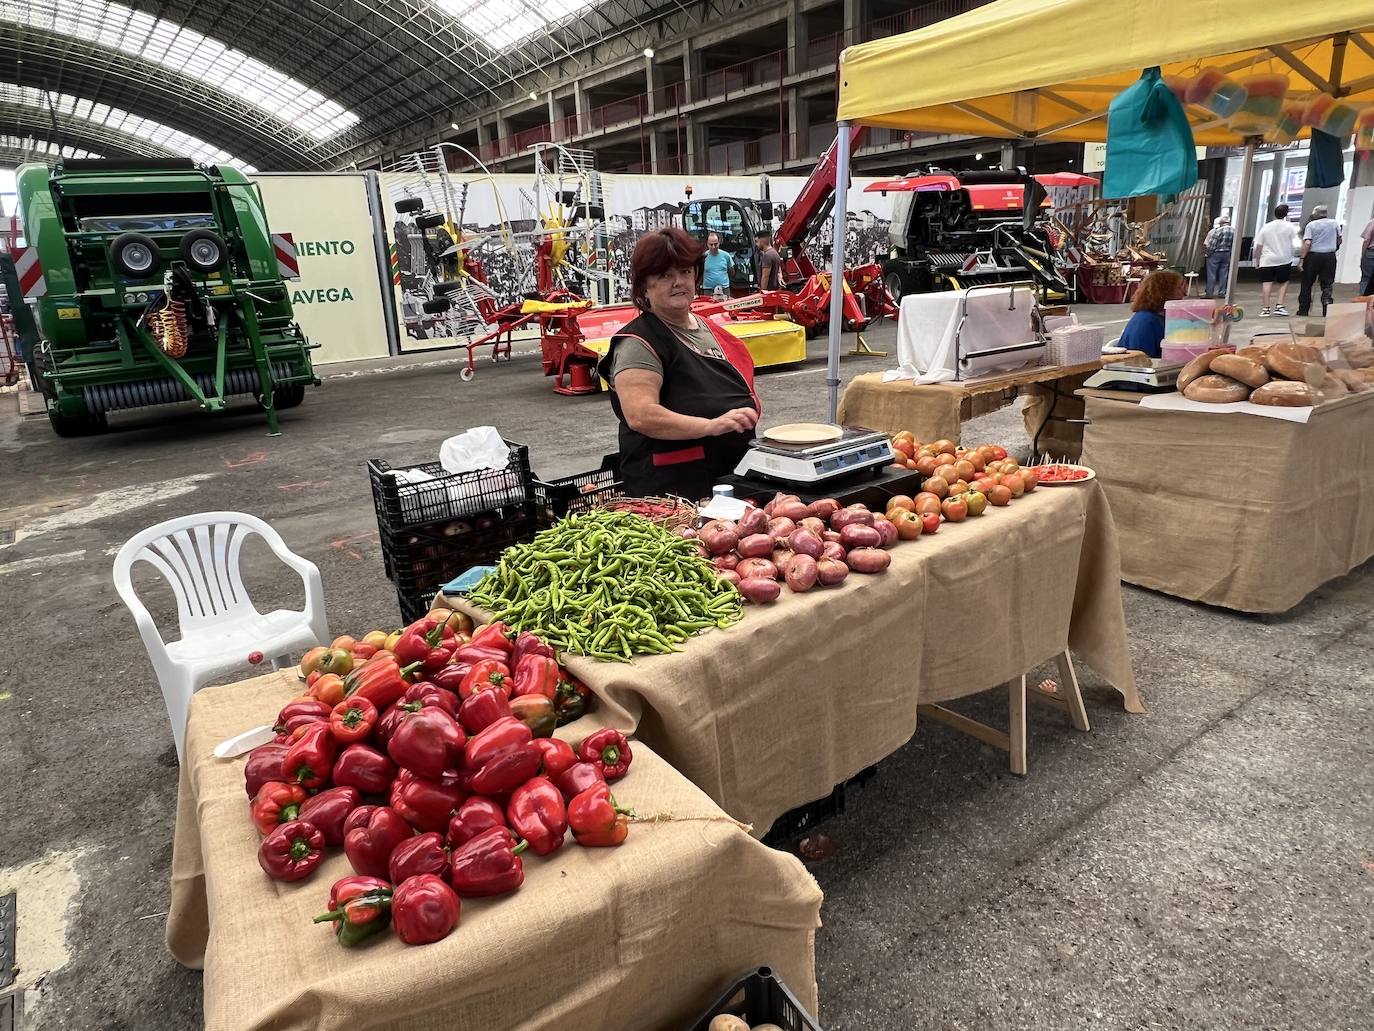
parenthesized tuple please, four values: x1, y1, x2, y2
(442, 0, 991, 168)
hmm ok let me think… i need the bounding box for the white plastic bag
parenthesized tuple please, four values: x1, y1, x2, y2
(440, 426, 510, 474)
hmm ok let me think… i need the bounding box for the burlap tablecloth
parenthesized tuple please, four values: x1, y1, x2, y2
(1080, 391, 1374, 613)
(166, 674, 822, 1031)
(837, 357, 1125, 446)
(444, 482, 1138, 835)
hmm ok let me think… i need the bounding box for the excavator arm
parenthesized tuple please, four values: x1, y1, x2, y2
(773, 124, 868, 279)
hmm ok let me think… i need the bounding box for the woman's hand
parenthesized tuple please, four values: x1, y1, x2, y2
(706, 407, 760, 436)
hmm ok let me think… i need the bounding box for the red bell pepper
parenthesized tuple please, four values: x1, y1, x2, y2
(468, 620, 513, 656)
(391, 874, 460, 946)
(388, 831, 451, 884)
(568, 781, 635, 847)
(314, 875, 392, 947)
(258, 819, 325, 882)
(244, 743, 290, 798)
(282, 723, 337, 789)
(451, 643, 508, 667)
(428, 663, 472, 695)
(393, 618, 455, 673)
(512, 630, 556, 664)
(332, 744, 397, 795)
(390, 769, 465, 832)
(343, 655, 424, 711)
(298, 786, 362, 845)
(373, 706, 406, 749)
(274, 698, 331, 734)
(399, 682, 460, 718)
(577, 728, 632, 782)
(458, 688, 512, 736)
(445, 796, 507, 849)
(507, 776, 567, 856)
(533, 738, 578, 782)
(388, 707, 467, 779)
(459, 659, 512, 700)
(448, 826, 527, 898)
(250, 781, 306, 835)
(556, 761, 605, 801)
(511, 654, 561, 701)
(508, 695, 556, 739)
(343, 805, 414, 879)
(352, 643, 379, 663)
(465, 717, 541, 796)
(274, 711, 328, 742)
(329, 696, 378, 745)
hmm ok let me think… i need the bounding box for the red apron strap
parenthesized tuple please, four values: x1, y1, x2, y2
(701, 318, 760, 412)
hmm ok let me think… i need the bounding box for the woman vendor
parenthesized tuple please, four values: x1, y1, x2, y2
(597, 227, 760, 499)
(1118, 269, 1187, 358)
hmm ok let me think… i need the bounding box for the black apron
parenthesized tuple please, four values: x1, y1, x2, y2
(597, 310, 759, 500)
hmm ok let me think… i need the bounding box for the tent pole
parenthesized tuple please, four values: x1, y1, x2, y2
(826, 121, 851, 422)
(1223, 136, 1257, 313)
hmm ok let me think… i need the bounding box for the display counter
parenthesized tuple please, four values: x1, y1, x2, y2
(838, 356, 1135, 457)
(166, 675, 822, 1031)
(1079, 389, 1374, 613)
(448, 482, 1139, 834)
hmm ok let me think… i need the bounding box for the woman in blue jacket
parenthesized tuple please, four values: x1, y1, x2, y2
(1118, 270, 1187, 358)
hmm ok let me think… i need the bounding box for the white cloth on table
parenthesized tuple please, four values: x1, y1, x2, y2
(883, 286, 1040, 384)
(1139, 391, 1313, 424)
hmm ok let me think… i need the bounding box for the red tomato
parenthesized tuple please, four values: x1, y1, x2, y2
(915, 455, 939, 477)
(1004, 475, 1025, 498)
(954, 459, 976, 482)
(935, 452, 957, 468)
(973, 476, 998, 495)
(989, 445, 1008, 460)
(892, 510, 924, 540)
(941, 496, 968, 522)
(988, 485, 1012, 507)
(933, 439, 957, 456)
(886, 495, 916, 514)
(892, 439, 915, 459)
(934, 464, 959, 484)
(964, 490, 988, 516)
(1019, 469, 1038, 492)
(914, 493, 942, 515)
(919, 511, 941, 534)
(966, 452, 986, 472)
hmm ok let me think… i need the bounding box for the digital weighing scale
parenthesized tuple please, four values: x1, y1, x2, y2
(732, 426, 894, 485)
(1084, 359, 1184, 393)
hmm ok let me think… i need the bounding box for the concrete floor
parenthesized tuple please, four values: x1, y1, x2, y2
(1, 282, 1370, 1030)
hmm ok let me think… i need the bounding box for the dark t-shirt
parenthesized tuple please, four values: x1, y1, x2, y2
(758, 246, 782, 289)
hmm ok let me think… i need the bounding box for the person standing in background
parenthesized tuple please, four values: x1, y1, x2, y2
(700, 233, 731, 295)
(1297, 204, 1342, 317)
(1252, 203, 1302, 317)
(1359, 213, 1374, 297)
(755, 230, 782, 291)
(1202, 215, 1234, 299)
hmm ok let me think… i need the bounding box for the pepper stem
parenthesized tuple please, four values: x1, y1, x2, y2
(313, 909, 344, 924)
(602, 745, 620, 767)
(512, 839, 530, 856)
(400, 660, 424, 678)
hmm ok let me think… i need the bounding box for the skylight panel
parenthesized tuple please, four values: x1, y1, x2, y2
(434, 0, 606, 52)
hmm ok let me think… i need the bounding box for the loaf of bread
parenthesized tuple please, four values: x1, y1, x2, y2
(1263, 342, 1325, 381)
(1250, 380, 1315, 406)
(1237, 345, 1271, 362)
(1332, 369, 1370, 392)
(1183, 374, 1250, 403)
(1177, 348, 1233, 391)
(1211, 353, 1271, 388)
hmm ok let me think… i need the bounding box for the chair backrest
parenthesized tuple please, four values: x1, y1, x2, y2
(113, 512, 289, 637)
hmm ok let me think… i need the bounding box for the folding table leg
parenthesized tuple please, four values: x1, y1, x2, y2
(1008, 675, 1027, 775)
(1054, 651, 1091, 732)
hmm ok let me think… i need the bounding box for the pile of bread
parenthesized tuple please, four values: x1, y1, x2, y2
(1179, 338, 1374, 407)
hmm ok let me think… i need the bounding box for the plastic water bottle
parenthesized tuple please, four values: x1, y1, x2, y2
(713, 285, 725, 302)
(712, 484, 734, 502)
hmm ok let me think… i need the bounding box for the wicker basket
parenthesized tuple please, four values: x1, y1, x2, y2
(1045, 324, 1105, 366)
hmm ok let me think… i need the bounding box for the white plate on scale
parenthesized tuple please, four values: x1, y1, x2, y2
(762, 423, 844, 446)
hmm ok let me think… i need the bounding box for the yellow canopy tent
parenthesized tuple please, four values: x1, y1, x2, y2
(819, 0, 1374, 417)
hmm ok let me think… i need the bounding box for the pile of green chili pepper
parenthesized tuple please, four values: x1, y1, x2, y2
(466, 510, 742, 662)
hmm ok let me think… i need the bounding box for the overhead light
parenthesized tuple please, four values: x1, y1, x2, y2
(528, 91, 538, 101)
(451, 122, 460, 130)
(975, 152, 984, 160)
(643, 47, 655, 58)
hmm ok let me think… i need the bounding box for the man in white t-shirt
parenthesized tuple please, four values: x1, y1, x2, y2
(1252, 203, 1302, 317)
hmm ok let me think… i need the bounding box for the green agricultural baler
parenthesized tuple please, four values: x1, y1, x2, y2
(15, 158, 318, 436)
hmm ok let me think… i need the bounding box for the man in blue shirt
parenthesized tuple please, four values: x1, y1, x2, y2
(700, 233, 731, 294)
(1297, 204, 1342, 317)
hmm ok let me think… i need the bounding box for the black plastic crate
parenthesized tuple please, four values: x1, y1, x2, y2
(384, 504, 539, 611)
(533, 460, 622, 527)
(762, 764, 879, 847)
(689, 967, 822, 1031)
(368, 440, 534, 536)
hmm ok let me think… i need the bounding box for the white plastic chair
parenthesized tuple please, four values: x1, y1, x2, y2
(113, 512, 329, 761)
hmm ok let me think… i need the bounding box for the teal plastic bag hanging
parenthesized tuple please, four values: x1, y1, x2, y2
(1104, 66, 1199, 199)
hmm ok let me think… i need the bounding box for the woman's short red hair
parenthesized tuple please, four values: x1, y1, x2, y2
(1132, 269, 1186, 313)
(630, 226, 705, 310)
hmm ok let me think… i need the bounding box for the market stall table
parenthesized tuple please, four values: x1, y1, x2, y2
(838, 355, 1139, 458)
(1079, 388, 1374, 613)
(447, 481, 1140, 835)
(166, 674, 822, 1031)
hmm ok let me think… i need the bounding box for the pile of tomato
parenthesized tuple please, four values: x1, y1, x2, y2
(1032, 464, 1091, 483)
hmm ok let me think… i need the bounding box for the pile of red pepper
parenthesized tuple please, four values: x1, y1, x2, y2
(248, 611, 635, 949)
